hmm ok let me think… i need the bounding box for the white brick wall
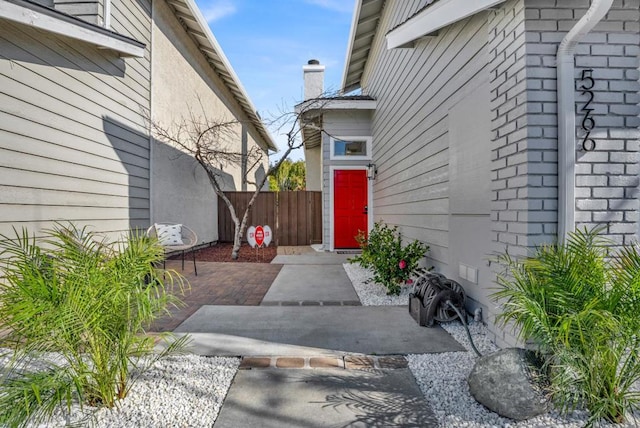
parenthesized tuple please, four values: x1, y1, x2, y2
(489, 0, 533, 262)
(488, 0, 640, 346)
(488, 0, 529, 347)
(491, 0, 640, 260)
(525, 0, 640, 246)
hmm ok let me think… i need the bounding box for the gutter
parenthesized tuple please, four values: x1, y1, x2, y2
(556, 0, 613, 242)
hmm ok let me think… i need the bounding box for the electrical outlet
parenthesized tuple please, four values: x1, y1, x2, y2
(467, 267, 478, 284)
(458, 263, 467, 279)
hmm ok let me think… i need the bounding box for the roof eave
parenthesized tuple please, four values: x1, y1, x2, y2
(172, 0, 277, 152)
(386, 0, 505, 49)
(0, 0, 145, 57)
(295, 98, 377, 115)
(340, 0, 385, 94)
(340, 0, 363, 92)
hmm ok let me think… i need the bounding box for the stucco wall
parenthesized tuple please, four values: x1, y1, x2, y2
(151, 0, 269, 244)
(304, 145, 322, 191)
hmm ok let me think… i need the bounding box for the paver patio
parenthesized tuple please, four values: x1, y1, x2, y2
(150, 260, 283, 332)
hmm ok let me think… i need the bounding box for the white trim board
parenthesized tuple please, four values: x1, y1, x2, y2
(329, 136, 372, 161)
(386, 0, 506, 50)
(329, 165, 374, 252)
(0, 0, 145, 57)
(295, 98, 377, 115)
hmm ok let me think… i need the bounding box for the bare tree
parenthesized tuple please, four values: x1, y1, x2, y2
(149, 98, 326, 259)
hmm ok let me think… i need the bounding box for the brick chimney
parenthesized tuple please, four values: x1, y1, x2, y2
(303, 59, 325, 100)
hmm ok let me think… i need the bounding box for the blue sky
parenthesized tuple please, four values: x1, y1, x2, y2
(194, 0, 355, 160)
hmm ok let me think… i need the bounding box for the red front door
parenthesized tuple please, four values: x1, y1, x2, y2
(334, 169, 368, 249)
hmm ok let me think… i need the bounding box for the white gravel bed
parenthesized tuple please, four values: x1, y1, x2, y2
(408, 322, 596, 428)
(3, 353, 239, 427)
(92, 355, 239, 428)
(343, 262, 412, 305)
(346, 262, 640, 427)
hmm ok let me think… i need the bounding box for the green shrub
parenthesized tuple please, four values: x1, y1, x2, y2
(493, 228, 640, 426)
(0, 223, 189, 427)
(351, 221, 428, 295)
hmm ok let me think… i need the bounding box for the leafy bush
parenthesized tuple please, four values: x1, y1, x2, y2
(351, 221, 428, 295)
(0, 224, 189, 427)
(493, 228, 640, 426)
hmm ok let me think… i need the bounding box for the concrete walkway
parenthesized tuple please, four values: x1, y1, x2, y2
(261, 263, 360, 305)
(175, 305, 463, 356)
(215, 367, 438, 428)
(168, 250, 460, 428)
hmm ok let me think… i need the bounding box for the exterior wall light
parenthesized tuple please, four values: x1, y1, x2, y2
(367, 163, 378, 180)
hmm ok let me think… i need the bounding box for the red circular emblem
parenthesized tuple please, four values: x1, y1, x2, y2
(255, 226, 265, 247)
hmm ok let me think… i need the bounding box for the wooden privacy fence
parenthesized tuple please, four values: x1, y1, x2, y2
(218, 191, 322, 246)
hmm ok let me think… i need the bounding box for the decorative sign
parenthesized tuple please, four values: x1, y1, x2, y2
(247, 225, 272, 248)
(263, 225, 273, 247)
(255, 226, 265, 247)
(579, 69, 596, 152)
(247, 226, 257, 248)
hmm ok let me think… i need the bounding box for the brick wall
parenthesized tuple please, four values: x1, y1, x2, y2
(488, 0, 529, 347)
(488, 0, 640, 347)
(524, 0, 640, 246)
(489, 0, 532, 261)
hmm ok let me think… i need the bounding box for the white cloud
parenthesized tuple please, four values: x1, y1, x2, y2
(200, 0, 237, 22)
(305, 0, 354, 13)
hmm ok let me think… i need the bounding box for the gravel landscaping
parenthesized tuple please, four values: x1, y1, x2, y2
(345, 262, 640, 427)
(343, 262, 412, 305)
(10, 354, 239, 428)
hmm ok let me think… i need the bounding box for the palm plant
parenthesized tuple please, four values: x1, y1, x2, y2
(494, 228, 640, 425)
(0, 223, 188, 427)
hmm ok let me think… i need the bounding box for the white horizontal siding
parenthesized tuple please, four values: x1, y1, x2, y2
(364, 1, 490, 273)
(2, 23, 149, 112)
(0, 185, 148, 209)
(0, 12, 151, 237)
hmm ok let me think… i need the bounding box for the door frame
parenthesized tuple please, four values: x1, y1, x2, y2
(329, 165, 373, 251)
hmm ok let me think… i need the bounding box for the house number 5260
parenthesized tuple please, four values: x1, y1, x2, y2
(579, 69, 596, 152)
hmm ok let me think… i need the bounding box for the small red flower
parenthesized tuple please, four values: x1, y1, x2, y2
(398, 260, 407, 269)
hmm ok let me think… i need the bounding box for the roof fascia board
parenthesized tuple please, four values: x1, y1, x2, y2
(181, 0, 277, 151)
(340, 0, 363, 92)
(0, 0, 145, 57)
(295, 98, 377, 114)
(386, 0, 505, 50)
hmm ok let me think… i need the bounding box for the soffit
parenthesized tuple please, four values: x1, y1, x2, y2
(341, 0, 385, 94)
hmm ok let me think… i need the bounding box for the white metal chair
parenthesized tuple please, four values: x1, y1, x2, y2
(146, 223, 198, 276)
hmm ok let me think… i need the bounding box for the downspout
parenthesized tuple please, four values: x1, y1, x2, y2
(103, 0, 111, 29)
(148, 0, 154, 225)
(556, 0, 613, 242)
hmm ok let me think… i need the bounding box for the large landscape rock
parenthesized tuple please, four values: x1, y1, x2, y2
(468, 348, 549, 420)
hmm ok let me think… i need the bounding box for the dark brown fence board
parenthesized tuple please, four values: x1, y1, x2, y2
(218, 191, 321, 246)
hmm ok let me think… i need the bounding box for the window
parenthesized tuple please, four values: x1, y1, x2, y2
(330, 137, 372, 160)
